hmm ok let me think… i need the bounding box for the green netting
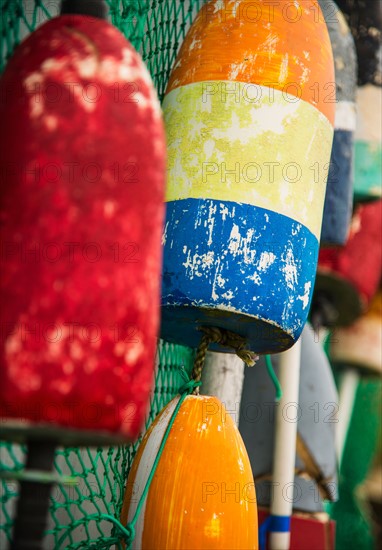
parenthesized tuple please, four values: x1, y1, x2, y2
(1, 342, 195, 548)
(0, 1, 203, 546)
(0, 0, 206, 99)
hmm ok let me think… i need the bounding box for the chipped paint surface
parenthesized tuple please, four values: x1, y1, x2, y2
(166, 0, 335, 124)
(23, 37, 161, 127)
(297, 282, 312, 310)
(161, 0, 334, 352)
(0, 16, 166, 439)
(162, 199, 318, 348)
(163, 82, 333, 240)
(278, 53, 289, 84)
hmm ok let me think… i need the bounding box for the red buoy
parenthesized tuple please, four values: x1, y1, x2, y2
(0, 14, 166, 444)
(312, 200, 382, 327)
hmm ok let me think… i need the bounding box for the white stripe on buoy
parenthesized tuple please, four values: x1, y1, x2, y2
(127, 396, 181, 549)
(334, 100, 357, 132)
(336, 369, 359, 468)
(355, 84, 382, 142)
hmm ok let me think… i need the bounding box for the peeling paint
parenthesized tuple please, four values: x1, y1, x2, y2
(282, 248, 298, 290)
(279, 53, 289, 84)
(228, 224, 241, 255)
(258, 251, 276, 272)
(297, 282, 312, 309)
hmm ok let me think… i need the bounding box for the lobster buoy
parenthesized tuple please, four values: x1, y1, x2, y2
(239, 325, 338, 513)
(330, 290, 382, 375)
(121, 395, 258, 549)
(0, 11, 166, 444)
(329, 290, 382, 466)
(336, 0, 382, 87)
(257, 508, 336, 550)
(330, 378, 382, 549)
(319, 0, 357, 246)
(311, 199, 382, 328)
(161, 0, 335, 353)
(354, 84, 382, 201)
(336, 0, 382, 201)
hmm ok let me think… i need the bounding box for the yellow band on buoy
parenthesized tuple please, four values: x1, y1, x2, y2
(164, 82, 333, 239)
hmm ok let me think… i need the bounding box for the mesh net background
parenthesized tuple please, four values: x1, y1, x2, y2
(0, 0, 204, 547)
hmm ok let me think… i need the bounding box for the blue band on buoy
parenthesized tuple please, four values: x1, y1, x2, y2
(259, 515, 292, 550)
(162, 198, 318, 352)
(321, 129, 354, 245)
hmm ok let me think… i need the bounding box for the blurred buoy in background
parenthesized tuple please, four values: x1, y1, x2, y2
(319, 0, 357, 246)
(328, 290, 381, 465)
(329, 379, 382, 550)
(330, 290, 382, 376)
(336, 0, 382, 201)
(357, 448, 382, 550)
(239, 325, 338, 514)
(161, 0, 335, 354)
(311, 199, 382, 328)
(354, 84, 382, 201)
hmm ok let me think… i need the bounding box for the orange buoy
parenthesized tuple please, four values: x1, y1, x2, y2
(121, 395, 258, 549)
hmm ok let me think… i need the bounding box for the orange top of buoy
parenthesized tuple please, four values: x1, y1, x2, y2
(167, 0, 335, 125)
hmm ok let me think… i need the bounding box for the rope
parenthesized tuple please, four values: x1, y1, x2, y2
(296, 433, 334, 501)
(191, 326, 259, 395)
(265, 355, 283, 402)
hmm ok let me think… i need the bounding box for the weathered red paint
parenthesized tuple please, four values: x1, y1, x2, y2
(0, 16, 166, 441)
(318, 200, 382, 312)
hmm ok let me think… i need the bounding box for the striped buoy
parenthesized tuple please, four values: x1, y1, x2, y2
(319, 0, 357, 245)
(354, 84, 382, 201)
(311, 199, 382, 327)
(121, 395, 258, 549)
(336, 0, 382, 201)
(161, 0, 335, 353)
(257, 508, 336, 550)
(330, 378, 382, 549)
(328, 290, 381, 464)
(335, 0, 381, 87)
(330, 290, 382, 375)
(0, 10, 166, 444)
